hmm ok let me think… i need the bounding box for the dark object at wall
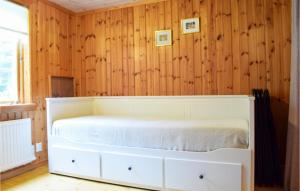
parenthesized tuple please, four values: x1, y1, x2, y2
(49, 76, 75, 97)
(252, 89, 282, 186)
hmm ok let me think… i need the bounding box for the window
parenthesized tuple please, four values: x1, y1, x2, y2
(0, 0, 29, 103)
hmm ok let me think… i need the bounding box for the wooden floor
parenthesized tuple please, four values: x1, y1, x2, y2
(0, 165, 283, 191)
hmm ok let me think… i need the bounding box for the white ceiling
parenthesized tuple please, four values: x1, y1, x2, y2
(48, 0, 140, 13)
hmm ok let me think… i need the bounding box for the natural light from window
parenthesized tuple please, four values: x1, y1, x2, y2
(0, 0, 28, 103)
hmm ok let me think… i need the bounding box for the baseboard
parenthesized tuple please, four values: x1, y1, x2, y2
(0, 160, 48, 181)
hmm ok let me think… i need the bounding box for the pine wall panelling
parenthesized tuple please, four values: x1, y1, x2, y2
(71, 0, 291, 102)
(31, 0, 73, 167)
(1, 0, 73, 180)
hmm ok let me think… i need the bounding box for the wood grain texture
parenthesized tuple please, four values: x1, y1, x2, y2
(29, 0, 73, 168)
(49, 76, 75, 97)
(72, 0, 291, 102)
(0, 0, 74, 179)
(0, 104, 36, 113)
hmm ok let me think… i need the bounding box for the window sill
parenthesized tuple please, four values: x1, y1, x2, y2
(0, 103, 36, 113)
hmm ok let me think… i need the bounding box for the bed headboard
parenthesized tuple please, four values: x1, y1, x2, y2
(92, 96, 253, 120)
(46, 96, 255, 149)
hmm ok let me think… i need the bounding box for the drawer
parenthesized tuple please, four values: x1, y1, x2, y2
(165, 158, 242, 191)
(102, 152, 163, 188)
(51, 146, 101, 179)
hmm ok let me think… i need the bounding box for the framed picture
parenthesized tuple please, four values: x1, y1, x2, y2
(155, 30, 172, 46)
(181, 18, 200, 34)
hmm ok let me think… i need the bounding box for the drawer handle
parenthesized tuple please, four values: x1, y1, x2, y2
(199, 174, 204, 180)
(128, 166, 132, 171)
(71, 159, 75, 163)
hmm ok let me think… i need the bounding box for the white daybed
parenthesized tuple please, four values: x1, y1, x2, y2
(46, 96, 255, 191)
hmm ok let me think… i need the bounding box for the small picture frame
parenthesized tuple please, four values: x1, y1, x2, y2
(155, 30, 172, 46)
(181, 18, 200, 34)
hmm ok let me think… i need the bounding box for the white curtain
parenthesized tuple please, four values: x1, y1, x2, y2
(284, 0, 299, 190)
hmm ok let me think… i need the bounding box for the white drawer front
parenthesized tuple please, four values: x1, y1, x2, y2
(51, 146, 101, 179)
(102, 152, 163, 188)
(165, 158, 242, 191)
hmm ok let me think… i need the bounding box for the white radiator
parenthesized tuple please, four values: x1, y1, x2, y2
(0, 118, 36, 172)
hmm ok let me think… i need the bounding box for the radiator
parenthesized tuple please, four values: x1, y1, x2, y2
(0, 118, 36, 172)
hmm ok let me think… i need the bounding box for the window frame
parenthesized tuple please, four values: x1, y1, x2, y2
(0, 0, 30, 104)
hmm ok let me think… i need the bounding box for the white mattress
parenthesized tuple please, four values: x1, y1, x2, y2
(52, 115, 249, 152)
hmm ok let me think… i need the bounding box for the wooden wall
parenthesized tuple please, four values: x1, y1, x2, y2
(1, 0, 73, 179)
(71, 0, 291, 103)
(29, 0, 73, 168)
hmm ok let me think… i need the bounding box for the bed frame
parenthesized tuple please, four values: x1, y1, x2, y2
(46, 96, 255, 191)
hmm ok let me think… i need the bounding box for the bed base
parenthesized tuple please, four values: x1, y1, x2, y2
(48, 136, 251, 191)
